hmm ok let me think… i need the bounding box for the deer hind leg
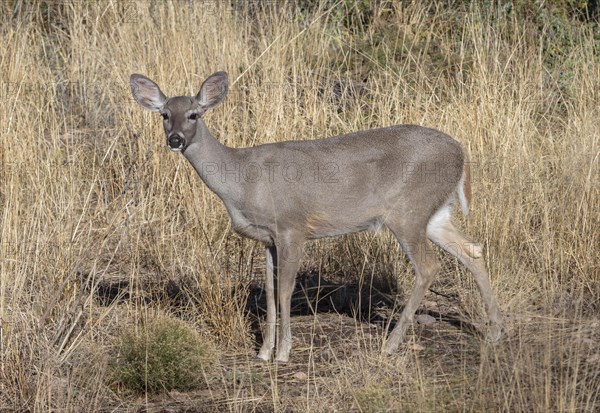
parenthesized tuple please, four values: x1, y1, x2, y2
(384, 224, 441, 354)
(426, 205, 504, 342)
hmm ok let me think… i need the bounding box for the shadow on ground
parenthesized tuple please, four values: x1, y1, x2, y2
(85, 268, 481, 345)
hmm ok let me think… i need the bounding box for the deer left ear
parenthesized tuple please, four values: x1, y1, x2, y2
(196, 71, 228, 112)
(130, 74, 168, 112)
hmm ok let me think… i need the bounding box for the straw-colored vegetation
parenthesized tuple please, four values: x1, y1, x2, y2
(1, 1, 598, 411)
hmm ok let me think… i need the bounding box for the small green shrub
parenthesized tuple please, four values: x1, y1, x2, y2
(111, 315, 217, 394)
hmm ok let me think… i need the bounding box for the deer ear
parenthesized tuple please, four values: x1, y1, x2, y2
(196, 71, 228, 112)
(130, 74, 167, 112)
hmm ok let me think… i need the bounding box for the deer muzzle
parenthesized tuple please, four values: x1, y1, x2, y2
(167, 134, 185, 152)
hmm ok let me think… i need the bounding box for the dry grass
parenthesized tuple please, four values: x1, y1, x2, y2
(0, 1, 598, 412)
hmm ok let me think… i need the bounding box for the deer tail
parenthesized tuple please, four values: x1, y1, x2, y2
(457, 153, 472, 216)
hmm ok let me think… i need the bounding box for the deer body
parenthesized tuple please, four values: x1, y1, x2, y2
(131, 71, 504, 363)
(186, 124, 464, 244)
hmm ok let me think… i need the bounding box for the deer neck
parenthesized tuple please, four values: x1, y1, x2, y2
(182, 121, 239, 200)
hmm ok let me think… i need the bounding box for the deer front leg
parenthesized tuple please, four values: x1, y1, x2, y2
(257, 246, 277, 361)
(274, 236, 304, 363)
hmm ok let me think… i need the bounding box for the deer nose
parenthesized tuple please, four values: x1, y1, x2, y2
(167, 134, 185, 151)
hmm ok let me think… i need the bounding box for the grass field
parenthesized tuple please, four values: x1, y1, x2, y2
(1, 1, 598, 411)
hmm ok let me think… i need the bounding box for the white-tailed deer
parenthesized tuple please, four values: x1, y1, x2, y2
(130, 71, 503, 363)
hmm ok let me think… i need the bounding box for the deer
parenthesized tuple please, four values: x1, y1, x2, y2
(130, 71, 504, 363)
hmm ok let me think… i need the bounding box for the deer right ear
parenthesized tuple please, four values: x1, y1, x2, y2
(130, 74, 167, 112)
(196, 71, 228, 112)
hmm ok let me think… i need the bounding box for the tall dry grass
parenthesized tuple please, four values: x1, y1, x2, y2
(0, 1, 598, 411)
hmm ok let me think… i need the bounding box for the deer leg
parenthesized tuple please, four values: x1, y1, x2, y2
(384, 229, 441, 354)
(257, 246, 277, 361)
(274, 235, 304, 363)
(427, 218, 504, 341)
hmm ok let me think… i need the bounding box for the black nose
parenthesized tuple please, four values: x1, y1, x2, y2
(168, 135, 184, 149)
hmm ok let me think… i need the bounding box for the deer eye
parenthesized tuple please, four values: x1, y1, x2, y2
(189, 113, 198, 120)
(161, 113, 169, 120)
